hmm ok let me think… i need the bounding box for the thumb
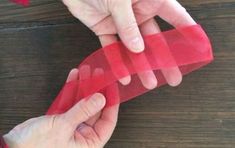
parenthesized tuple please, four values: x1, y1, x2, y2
(63, 93, 106, 129)
(110, 0, 144, 53)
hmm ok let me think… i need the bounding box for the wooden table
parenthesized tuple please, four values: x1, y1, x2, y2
(0, 0, 235, 147)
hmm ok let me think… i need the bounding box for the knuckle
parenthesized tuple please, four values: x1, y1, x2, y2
(80, 104, 93, 118)
(119, 21, 138, 34)
(48, 115, 57, 129)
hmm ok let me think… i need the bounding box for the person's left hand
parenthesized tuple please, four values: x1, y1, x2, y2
(3, 69, 119, 148)
(62, 0, 196, 89)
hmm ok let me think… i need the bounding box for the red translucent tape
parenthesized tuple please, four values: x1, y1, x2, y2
(47, 24, 213, 115)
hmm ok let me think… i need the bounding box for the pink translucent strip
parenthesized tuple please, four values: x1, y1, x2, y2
(47, 24, 214, 115)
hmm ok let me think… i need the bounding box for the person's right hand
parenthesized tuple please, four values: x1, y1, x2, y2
(62, 0, 196, 89)
(4, 69, 119, 148)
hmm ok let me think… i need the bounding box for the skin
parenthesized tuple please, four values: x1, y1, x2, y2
(63, 0, 196, 88)
(4, 69, 119, 148)
(4, 0, 196, 147)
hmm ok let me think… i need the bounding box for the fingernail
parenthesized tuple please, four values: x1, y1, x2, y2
(76, 123, 86, 131)
(139, 71, 158, 90)
(119, 76, 131, 85)
(90, 93, 106, 108)
(130, 37, 145, 53)
(143, 77, 158, 90)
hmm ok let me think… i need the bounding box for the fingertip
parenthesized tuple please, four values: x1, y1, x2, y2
(111, 4, 145, 53)
(119, 76, 131, 85)
(63, 93, 106, 127)
(161, 68, 183, 87)
(90, 93, 106, 109)
(66, 68, 79, 83)
(138, 71, 158, 90)
(70, 68, 79, 74)
(168, 74, 182, 87)
(128, 36, 145, 53)
(143, 76, 158, 90)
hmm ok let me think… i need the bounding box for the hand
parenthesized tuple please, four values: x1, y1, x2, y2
(3, 69, 119, 148)
(62, 0, 196, 89)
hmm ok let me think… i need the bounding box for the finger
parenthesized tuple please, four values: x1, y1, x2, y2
(85, 112, 101, 126)
(94, 104, 119, 144)
(99, 34, 131, 85)
(79, 65, 91, 80)
(110, 0, 144, 53)
(47, 68, 79, 114)
(63, 93, 106, 129)
(140, 19, 182, 86)
(161, 68, 182, 86)
(126, 46, 157, 89)
(158, 0, 196, 27)
(75, 123, 100, 144)
(85, 68, 104, 126)
(98, 34, 118, 47)
(93, 75, 120, 144)
(77, 64, 91, 101)
(137, 71, 157, 89)
(66, 68, 79, 83)
(77, 69, 120, 144)
(11, 117, 39, 131)
(124, 19, 158, 90)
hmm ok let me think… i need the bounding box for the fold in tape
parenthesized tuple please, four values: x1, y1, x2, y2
(47, 24, 213, 115)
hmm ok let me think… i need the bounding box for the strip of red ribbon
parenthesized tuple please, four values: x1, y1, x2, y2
(47, 24, 214, 115)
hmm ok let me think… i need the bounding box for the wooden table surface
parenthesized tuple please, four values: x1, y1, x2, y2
(0, 0, 235, 147)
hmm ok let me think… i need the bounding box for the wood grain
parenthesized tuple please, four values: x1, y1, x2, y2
(0, 0, 235, 147)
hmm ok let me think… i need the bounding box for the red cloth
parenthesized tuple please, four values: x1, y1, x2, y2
(47, 24, 214, 115)
(11, 0, 29, 6)
(0, 136, 8, 148)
